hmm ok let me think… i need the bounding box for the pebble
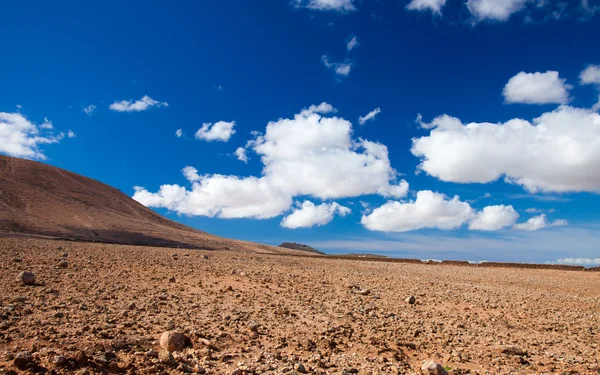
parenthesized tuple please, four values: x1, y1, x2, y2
(160, 331, 189, 352)
(405, 295, 416, 304)
(17, 271, 36, 285)
(421, 360, 448, 375)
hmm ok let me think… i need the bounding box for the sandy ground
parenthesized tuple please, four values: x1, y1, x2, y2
(1, 237, 599, 375)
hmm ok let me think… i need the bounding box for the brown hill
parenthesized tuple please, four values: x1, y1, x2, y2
(0, 155, 299, 254)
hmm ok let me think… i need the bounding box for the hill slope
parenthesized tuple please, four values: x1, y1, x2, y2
(0, 155, 296, 254)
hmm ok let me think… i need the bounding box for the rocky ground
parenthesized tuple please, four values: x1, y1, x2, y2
(1, 237, 599, 375)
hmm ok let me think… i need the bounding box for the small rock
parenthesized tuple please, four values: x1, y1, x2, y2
(355, 288, 370, 295)
(249, 322, 260, 332)
(13, 351, 34, 370)
(421, 360, 448, 375)
(57, 259, 69, 268)
(295, 362, 307, 373)
(74, 350, 88, 366)
(494, 345, 527, 356)
(405, 295, 416, 304)
(160, 331, 189, 352)
(17, 271, 36, 285)
(168, 276, 176, 283)
(146, 349, 158, 357)
(158, 350, 176, 366)
(177, 363, 195, 373)
(53, 355, 66, 366)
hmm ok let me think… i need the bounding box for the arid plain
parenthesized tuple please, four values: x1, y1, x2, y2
(1, 237, 599, 375)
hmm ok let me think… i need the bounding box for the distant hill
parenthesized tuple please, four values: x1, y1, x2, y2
(278, 242, 324, 255)
(0, 155, 306, 255)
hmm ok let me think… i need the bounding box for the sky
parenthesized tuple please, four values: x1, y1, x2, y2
(2, 0, 600, 265)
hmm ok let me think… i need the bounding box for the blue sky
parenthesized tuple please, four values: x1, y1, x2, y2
(2, 0, 600, 264)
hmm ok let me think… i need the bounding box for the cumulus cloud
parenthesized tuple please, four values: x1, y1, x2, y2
(134, 104, 409, 219)
(503, 71, 571, 104)
(362, 191, 526, 233)
(514, 214, 568, 231)
(555, 257, 600, 266)
(175, 129, 183, 138)
(195, 121, 236, 142)
(133, 172, 292, 219)
(411, 105, 600, 193)
(0, 112, 64, 160)
(468, 205, 519, 231)
(358, 107, 381, 125)
(466, 0, 530, 21)
(321, 55, 352, 77)
(361, 191, 475, 232)
(109, 95, 168, 112)
(293, 0, 356, 12)
(346, 35, 359, 52)
(235, 147, 248, 163)
(83, 104, 96, 116)
(580, 64, 600, 85)
(281, 201, 351, 229)
(67, 130, 76, 138)
(406, 0, 447, 14)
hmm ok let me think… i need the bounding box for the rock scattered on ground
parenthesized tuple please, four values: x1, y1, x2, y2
(0, 237, 599, 374)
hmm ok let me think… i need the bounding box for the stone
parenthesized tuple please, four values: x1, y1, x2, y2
(74, 350, 88, 366)
(177, 363, 195, 373)
(57, 259, 69, 268)
(405, 295, 416, 304)
(421, 360, 448, 375)
(53, 355, 66, 366)
(17, 271, 36, 285)
(294, 362, 307, 373)
(13, 351, 34, 370)
(158, 350, 176, 366)
(159, 331, 189, 352)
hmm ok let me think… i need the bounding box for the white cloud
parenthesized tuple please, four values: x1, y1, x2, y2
(293, 0, 356, 12)
(235, 147, 248, 163)
(466, 0, 531, 21)
(358, 107, 381, 125)
(83, 104, 96, 116)
(468, 205, 519, 231)
(40, 117, 53, 129)
(321, 55, 352, 77)
(109, 95, 168, 112)
(195, 121, 236, 142)
(411, 105, 600, 193)
(175, 129, 183, 138)
(503, 71, 571, 104)
(406, 0, 447, 14)
(133, 172, 292, 219)
(592, 95, 600, 112)
(0, 112, 64, 160)
(580, 64, 600, 85)
(525, 207, 542, 213)
(67, 130, 76, 138)
(555, 257, 600, 266)
(514, 214, 568, 231)
(301, 102, 337, 116)
(252, 105, 408, 199)
(346, 35, 359, 52)
(281, 201, 351, 229)
(361, 190, 475, 232)
(16, 104, 22, 109)
(134, 104, 408, 219)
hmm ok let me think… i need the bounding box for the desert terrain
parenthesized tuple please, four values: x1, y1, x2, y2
(1, 236, 599, 375)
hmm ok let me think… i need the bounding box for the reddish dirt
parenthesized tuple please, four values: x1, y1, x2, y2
(0, 155, 297, 255)
(1, 237, 599, 375)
